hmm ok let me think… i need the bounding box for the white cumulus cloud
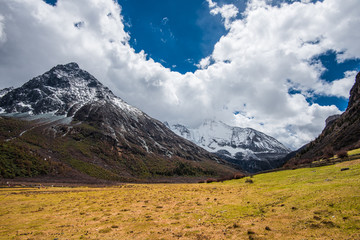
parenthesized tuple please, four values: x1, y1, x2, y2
(314, 71, 358, 98)
(195, 0, 360, 148)
(207, 0, 239, 29)
(0, 0, 359, 150)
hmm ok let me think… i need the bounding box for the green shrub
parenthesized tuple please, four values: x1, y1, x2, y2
(0, 143, 50, 178)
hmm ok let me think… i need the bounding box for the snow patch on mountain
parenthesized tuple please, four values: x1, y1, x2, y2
(0, 87, 13, 98)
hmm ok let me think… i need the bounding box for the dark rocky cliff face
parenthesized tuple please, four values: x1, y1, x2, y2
(285, 72, 360, 166)
(348, 72, 360, 110)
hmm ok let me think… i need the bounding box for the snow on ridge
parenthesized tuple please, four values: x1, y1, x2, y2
(111, 97, 143, 116)
(168, 120, 290, 159)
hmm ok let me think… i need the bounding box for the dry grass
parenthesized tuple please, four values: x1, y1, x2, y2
(1, 159, 360, 239)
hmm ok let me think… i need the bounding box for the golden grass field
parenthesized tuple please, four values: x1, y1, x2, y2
(1, 159, 360, 240)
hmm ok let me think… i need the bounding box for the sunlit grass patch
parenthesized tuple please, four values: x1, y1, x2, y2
(1, 159, 360, 239)
(348, 147, 360, 156)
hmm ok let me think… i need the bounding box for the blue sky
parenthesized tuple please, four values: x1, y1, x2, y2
(119, 0, 226, 73)
(2, 0, 360, 148)
(43, 0, 228, 73)
(44, 0, 360, 111)
(128, 0, 359, 112)
(119, 0, 360, 111)
(309, 51, 360, 110)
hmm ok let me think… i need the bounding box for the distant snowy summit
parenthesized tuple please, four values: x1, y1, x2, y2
(167, 120, 291, 173)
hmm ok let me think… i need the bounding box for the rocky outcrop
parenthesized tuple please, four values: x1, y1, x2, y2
(325, 114, 341, 127)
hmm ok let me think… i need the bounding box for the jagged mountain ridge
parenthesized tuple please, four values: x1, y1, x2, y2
(167, 120, 290, 173)
(0, 62, 138, 117)
(0, 63, 237, 182)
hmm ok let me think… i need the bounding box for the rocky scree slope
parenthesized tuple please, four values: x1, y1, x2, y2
(168, 120, 290, 173)
(0, 63, 237, 182)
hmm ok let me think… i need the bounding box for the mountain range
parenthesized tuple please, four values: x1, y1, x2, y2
(0, 63, 237, 182)
(1, 62, 359, 182)
(167, 120, 290, 173)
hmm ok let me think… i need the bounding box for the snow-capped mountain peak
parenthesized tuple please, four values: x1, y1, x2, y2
(0, 63, 142, 118)
(168, 120, 290, 173)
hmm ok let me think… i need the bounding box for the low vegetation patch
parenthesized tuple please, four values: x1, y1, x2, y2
(0, 143, 50, 178)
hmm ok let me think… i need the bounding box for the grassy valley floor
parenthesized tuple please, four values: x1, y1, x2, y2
(0, 160, 360, 239)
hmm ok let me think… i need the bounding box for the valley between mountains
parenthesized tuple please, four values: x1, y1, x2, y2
(0, 62, 291, 183)
(0, 63, 360, 183)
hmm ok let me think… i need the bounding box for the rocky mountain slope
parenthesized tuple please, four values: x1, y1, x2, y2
(0, 63, 237, 182)
(285, 72, 360, 167)
(167, 120, 290, 173)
